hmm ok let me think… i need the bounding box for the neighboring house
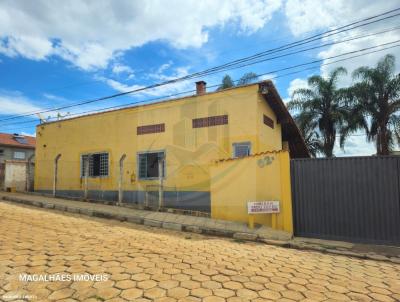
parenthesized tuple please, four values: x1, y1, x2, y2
(35, 80, 309, 214)
(0, 133, 36, 191)
(0, 133, 35, 163)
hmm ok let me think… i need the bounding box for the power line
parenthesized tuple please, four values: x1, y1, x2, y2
(2, 31, 399, 126)
(186, 11, 400, 76)
(2, 41, 399, 128)
(183, 26, 400, 77)
(28, 12, 396, 96)
(1, 7, 400, 122)
(2, 41, 399, 130)
(25, 8, 400, 97)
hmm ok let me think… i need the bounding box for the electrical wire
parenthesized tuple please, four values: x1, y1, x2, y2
(1, 7, 400, 122)
(1, 41, 399, 130)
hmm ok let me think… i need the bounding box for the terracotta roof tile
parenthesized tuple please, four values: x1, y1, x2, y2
(0, 133, 36, 149)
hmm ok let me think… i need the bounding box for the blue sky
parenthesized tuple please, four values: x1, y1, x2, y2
(0, 0, 399, 156)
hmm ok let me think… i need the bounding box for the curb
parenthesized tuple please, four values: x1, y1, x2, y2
(1, 195, 399, 264)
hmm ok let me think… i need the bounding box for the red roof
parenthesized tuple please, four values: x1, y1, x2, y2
(0, 133, 36, 149)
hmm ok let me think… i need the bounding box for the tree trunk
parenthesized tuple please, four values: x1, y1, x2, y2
(377, 102, 390, 156)
(377, 125, 390, 155)
(324, 128, 336, 158)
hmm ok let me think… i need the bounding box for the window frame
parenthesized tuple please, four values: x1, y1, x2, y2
(0, 149, 4, 156)
(232, 142, 252, 158)
(13, 151, 26, 160)
(80, 152, 109, 178)
(137, 150, 166, 180)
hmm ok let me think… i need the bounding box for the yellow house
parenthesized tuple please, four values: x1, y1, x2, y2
(34, 80, 308, 229)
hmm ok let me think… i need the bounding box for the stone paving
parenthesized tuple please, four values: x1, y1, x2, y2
(0, 192, 291, 242)
(0, 202, 399, 302)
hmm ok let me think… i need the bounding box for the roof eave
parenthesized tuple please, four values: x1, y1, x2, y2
(0, 143, 35, 149)
(258, 81, 310, 158)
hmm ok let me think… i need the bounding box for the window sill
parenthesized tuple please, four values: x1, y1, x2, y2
(80, 176, 110, 179)
(138, 177, 166, 181)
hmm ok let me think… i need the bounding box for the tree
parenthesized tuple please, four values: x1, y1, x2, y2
(288, 67, 348, 157)
(237, 72, 258, 86)
(343, 54, 400, 155)
(294, 115, 323, 157)
(216, 72, 259, 90)
(217, 74, 234, 90)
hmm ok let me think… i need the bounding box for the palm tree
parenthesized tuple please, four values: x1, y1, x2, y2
(343, 54, 400, 155)
(294, 115, 323, 157)
(288, 67, 348, 157)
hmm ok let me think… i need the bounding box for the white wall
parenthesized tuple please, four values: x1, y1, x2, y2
(4, 161, 27, 191)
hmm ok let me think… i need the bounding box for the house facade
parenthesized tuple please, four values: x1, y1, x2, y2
(0, 133, 35, 163)
(34, 81, 308, 218)
(0, 133, 36, 191)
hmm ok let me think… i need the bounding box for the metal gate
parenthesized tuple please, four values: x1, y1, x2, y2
(291, 156, 400, 245)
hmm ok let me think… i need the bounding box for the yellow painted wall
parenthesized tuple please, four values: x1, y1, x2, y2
(35, 84, 283, 194)
(210, 151, 293, 233)
(257, 97, 282, 152)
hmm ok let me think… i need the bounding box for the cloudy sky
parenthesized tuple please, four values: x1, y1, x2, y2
(0, 0, 399, 156)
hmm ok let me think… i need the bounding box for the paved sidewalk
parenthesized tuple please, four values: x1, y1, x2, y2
(1, 191, 400, 264)
(2, 201, 399, 302)
(0, 192, 291, 241)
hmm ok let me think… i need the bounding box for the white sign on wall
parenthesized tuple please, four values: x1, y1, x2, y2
(247, 201, 280, 214)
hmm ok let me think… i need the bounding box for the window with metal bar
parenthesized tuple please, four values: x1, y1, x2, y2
(233, 142, 251, 158)
(81, 153, 109, 177)
(138, 151, 165, 179)
(13, 151, 26, 159)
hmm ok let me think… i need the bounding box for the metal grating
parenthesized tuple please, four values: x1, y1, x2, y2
(263, 114, 274, 128)
(192, 115, 228, 128)
(81, 153, 109, 177)
(291, 156, 400, 245)
(137, 123, 165, 135)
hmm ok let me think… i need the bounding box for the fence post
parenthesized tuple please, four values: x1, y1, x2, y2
(158, 155, 165, 211)
(118, 154, 126, 206)
(84, 155, 90, 200)
(26, 154, 35, 192)
(53, 154, 61, 197)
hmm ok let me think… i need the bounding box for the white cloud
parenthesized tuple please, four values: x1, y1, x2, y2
(287, 78, 308, 98)
(284, 0, 398, 37)
(284, 0, 400, 87)
(99, 64, 194, 98)
(21, 131, 36, 137)
(334, 132, 375, 156)
(0, 36, 53, 60)
(0, 0, 282, 70)
(0, 92, 43, 115)
(112, 63, 134, 75)
(0, 91, 77, 125)
(282, 78, 308, 103)
(259, 73, 277, 84)
(43, 93, 69, 103)
(285, 0, 344, 37)
(318, 31, 400, 87)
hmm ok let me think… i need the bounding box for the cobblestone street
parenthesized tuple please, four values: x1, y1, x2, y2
(0, 202, 399, 302)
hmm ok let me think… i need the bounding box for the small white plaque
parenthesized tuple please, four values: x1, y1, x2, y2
(247, 201, 280, 214)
